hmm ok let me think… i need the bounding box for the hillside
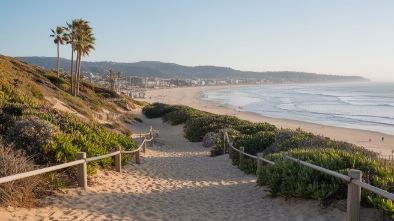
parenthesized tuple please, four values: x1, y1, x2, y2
(0, 54, 144, 162)
(0, 54, 147, 206)
(17, 56, 368, 83)
(2, 55, 142, 121)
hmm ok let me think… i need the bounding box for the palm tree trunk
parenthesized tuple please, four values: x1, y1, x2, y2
(77, 54, 82, 96)
(74, 52, 79, 96)
(70, 47, 74, 95)
(57, 43, 60, 78)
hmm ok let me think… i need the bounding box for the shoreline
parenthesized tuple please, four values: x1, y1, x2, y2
(141, 85, 394, 155)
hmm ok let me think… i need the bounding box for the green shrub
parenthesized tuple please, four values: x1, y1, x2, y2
(40, 116, 135, 174)
(1, 103, 26, 116)
(233, 131, 276, 156)
(143, 103, 171, 118)
(257, 149, 394, 217)
(163, 106, 206, 125)
(184, 115, 243, 142)
(265, 128, 378, 158)
(4, 116, 59, 164)
(235, 122, 277, 135)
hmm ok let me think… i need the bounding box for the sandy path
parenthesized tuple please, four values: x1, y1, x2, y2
(1, 115, 379, 220)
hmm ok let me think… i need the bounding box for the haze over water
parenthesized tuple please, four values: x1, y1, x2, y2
(202, 82, 394, 136)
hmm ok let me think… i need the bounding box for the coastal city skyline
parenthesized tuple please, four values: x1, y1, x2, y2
(1, 0, 394, 81)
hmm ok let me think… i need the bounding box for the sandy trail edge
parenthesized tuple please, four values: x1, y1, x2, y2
(0, 114, 380, 221)
(143, 85, 394, 155)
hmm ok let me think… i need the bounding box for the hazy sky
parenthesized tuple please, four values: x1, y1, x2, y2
(1, 0, 393, 81)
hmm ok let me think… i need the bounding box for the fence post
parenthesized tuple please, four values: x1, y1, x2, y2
(228, 141, 233, 159)
(222, 131, 226, 154)
(257, 153, 263, 175)
(77, 152, 87, 189)
(239, 147, 245, 169)
(347, 169, 362, 221)
(115, 146, 121, 173)
(143, 140, 147, 153)
(140, 132, 142, 139)
(136, 150, 141, 164)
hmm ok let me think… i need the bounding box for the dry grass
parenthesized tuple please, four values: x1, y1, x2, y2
(0, 145, 49, 208)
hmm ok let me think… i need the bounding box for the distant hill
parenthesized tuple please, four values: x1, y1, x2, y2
(16, 56, 368, 83)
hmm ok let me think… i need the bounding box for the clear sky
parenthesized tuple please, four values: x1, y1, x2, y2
(1, 0, 393, 81)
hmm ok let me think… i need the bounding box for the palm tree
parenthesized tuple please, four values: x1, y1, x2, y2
(64, 19, 95, 96)
(74, 24, 95, 96)
(50, 26, 67, 78)
(63, 20, 79, 95)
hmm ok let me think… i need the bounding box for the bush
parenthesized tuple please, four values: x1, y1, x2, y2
(265, 128, 378, 158)
(143, 103, 172, 118)
(257, 149, 394, 218)
(121, 113, 143, 124)
(235, 122, 277, 135)
(1, 103, 26, 116)
(211, 129, 239, 157)
(4, 116, 59, 164)
(0, 144, 49, 207)
(233, 131, 276, 156)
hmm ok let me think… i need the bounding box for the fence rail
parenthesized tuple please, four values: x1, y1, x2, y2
(0, 127, 157, 189)
(221, 130, 394, 221)
(378, 155, 394, 162)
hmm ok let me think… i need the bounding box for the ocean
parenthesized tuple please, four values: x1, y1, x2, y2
(202, 82, 394, 136)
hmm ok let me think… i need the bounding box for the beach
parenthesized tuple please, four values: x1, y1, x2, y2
(0, 113, 380, 220)
(143, 85, 394, 156)
(0, 84, 390, 220)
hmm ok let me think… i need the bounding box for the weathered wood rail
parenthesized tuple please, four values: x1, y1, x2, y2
(221, 130, 394, 221)
(379, 154, 394, 162)
(0, 127, 157, 189)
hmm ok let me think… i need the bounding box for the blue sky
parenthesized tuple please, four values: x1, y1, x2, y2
(1, 0, 393, 81)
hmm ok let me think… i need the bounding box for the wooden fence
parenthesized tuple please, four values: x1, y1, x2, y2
(378, 155, 394, 162)
(0, 127, 156, 189)
(221, 130, 394, 221)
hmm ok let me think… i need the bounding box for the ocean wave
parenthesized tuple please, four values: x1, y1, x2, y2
(202, 82, 394, 134)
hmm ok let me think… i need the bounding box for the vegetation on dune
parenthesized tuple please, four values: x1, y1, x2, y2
(0, 144, 50, 207)
(0, 53, 144, 207)
(142, 102, 393, 219)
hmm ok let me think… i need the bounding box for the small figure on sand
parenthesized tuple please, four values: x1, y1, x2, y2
(382, 137, 385, 141)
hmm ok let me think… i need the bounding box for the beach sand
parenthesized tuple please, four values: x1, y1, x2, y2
(143, 85, 394, 156)
(0, 114, 380, 220)
(1, 85, 389, 220)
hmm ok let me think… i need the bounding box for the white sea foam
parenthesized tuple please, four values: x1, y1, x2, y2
(202, 82, 394, 135)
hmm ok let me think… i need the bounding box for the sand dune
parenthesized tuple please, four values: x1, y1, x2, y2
(0, 114, 380, 221)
